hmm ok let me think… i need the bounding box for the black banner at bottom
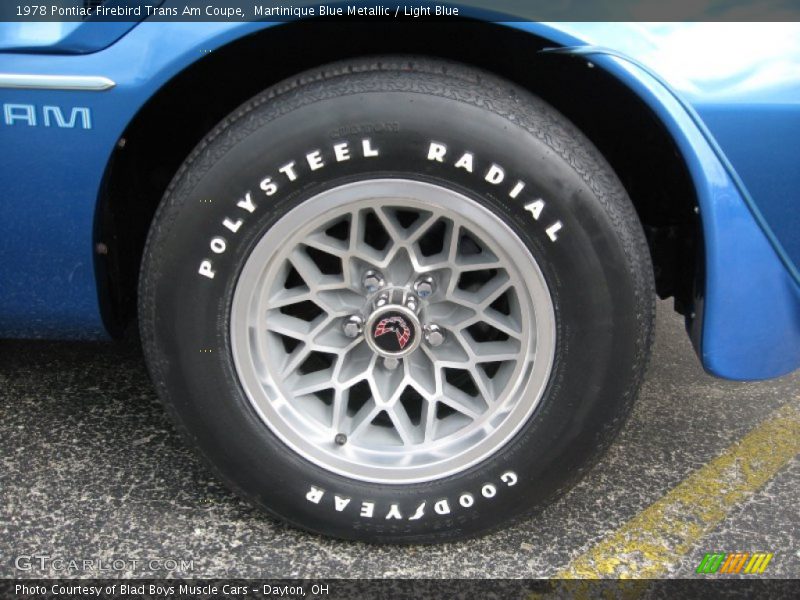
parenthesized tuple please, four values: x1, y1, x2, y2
(2, 579, 799, 599)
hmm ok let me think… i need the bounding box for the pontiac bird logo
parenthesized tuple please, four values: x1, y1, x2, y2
(374, 316, 412, 350)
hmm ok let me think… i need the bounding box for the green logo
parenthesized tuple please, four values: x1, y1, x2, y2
(696, 552, 773, 574)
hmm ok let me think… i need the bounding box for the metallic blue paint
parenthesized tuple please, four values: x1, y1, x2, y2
(0, 3, 162, 53)
(0, 19, 798, 378)
(549, 23, 800, 280)
(0, 22, 142, 54)
(0, 23, 265, 339)
(518, 23, 800, 379)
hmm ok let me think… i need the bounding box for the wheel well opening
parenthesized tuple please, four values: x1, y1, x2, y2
(99, 19, 699, 336)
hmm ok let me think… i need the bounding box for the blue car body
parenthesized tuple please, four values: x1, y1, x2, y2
(1, 14, 799, 380)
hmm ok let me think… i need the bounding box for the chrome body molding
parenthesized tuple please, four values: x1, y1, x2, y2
(0, 73, 115, 91)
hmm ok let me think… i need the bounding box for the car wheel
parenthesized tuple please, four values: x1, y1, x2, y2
(139, 57, 655, 542)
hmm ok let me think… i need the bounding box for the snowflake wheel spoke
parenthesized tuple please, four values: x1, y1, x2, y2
(231, 180, 555, 483)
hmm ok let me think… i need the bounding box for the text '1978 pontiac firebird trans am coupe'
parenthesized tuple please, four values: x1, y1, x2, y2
(1, 4, 799, 542)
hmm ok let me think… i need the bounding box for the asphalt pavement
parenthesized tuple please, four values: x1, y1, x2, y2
(1, 300, 798, 579)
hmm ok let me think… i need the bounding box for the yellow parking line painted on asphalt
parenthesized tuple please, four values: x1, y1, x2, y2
(556, 402, 800, 579)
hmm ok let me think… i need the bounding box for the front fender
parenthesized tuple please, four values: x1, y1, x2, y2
(510, 22, 800, 379)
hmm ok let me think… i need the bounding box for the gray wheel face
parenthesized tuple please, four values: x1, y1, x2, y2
(231, 179, 555, 484)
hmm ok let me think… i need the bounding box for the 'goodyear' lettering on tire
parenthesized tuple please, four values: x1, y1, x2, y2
(303, 471, 518, 521)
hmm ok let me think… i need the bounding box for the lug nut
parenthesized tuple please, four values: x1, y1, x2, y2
(342, 315, 364, 338)
(374, 292, 390, 308)
(362, 270, 385, 293)
(414, 276, 435, 298)
(383, 357, 400, 370)
(334, 433, 348, 446)
(424, 324, 445, 347)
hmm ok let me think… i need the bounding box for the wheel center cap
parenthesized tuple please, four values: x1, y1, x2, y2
(365, 305, 421, 358)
